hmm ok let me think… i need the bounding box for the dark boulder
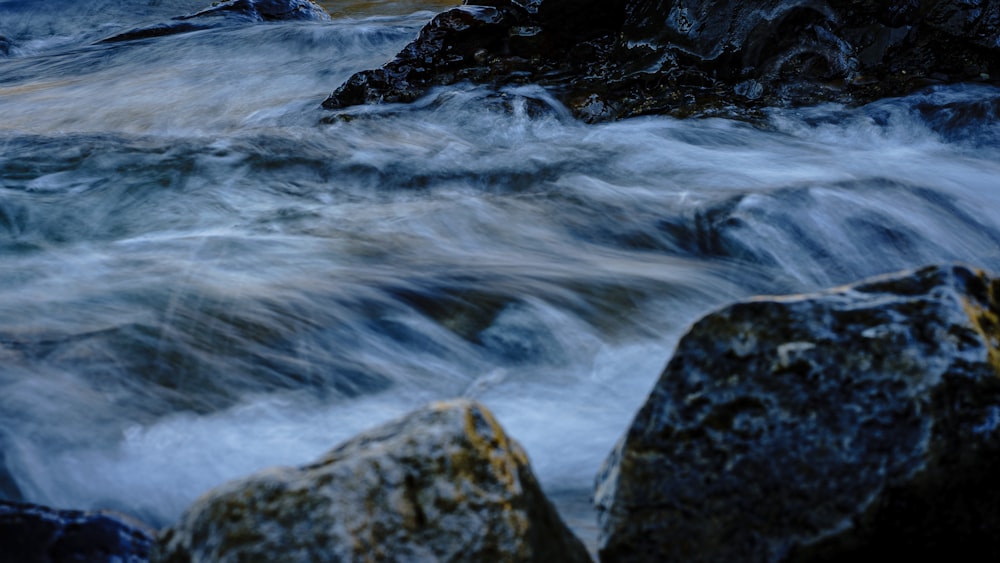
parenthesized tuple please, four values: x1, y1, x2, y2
(0, 500, 154, 563)
(323, 0, 1000, 121)
(100, 0, 329, 44)
(154, 399, 591, 562)
(322, 4, 529, 108)
(595, 264, 1000, 561)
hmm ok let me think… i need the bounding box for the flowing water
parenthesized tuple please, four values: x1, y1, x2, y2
(2, 0, 1000, 549)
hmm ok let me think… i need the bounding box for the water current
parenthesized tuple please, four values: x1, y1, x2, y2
(2, 0, 1000, 549)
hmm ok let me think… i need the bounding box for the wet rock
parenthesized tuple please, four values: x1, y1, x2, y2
(0, 500, 155, 562)
(914, 86, 1000, 144)
(177, 0, 331, 22)
(101, 0, 329, 44)
(155, 399, 591, 562)
(100, 22, 213, 44)
(324, 0, 1000, 121)
(595, 264, 1000, 561)
(323, 4, 522, 107)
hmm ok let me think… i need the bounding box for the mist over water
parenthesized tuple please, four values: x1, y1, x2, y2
(2, 0, 1000, 547)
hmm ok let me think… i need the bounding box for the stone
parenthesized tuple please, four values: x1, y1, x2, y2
(0, 500, 155, 562)
(100, 0, 330, 44)
(154, 399, 591, 562)
(595, 264, 1000, 562)
(177, 0, 331, 22)
(323, 0, 1000, 122)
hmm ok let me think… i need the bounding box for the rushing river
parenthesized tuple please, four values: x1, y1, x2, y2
(2, 0, 1000, 549)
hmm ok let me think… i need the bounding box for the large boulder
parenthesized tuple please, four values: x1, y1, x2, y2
(0, 500, 155, 562)
(595, 264, 1000, 562)
(155, 399, 591, 562)
(323, 0, 1000, 121)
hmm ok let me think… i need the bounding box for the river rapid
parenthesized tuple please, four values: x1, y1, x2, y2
(2, 0, 1000, 547)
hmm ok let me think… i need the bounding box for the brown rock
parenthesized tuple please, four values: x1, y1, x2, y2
(155, 399, 591, 562)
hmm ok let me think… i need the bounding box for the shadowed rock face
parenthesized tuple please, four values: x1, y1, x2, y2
(323, 0, 1000, 121)
(155, 399, 591, 562)
(594, 264, 1000, 562)
(0, 500, 155, 563)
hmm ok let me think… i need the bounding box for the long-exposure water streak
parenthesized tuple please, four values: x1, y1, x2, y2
(2, 0, 999, 549)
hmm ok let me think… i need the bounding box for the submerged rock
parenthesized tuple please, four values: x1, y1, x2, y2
(100, 0, 329, 44)
(323, 0, 1000, 121)
(155, 399, 591, 562)
(100, 22, 212, 44)
(595, 264, 1000, 561)
(176, 0, 331, 22)
(0, 500, 155, 562)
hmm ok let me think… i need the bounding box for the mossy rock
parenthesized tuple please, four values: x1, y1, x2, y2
(155, 399, 591, 562)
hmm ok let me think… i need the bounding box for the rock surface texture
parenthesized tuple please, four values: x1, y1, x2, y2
(0, 500, 155, 563)
(323, 0, 1000, 121)
(594, 264, 1000, 562)
(155, 399, 591, 562)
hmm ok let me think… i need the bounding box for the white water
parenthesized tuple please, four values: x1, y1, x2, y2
(2, 0, 1000, 549)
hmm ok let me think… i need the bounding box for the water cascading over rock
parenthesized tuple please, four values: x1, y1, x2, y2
(595, 264, 1000, 561)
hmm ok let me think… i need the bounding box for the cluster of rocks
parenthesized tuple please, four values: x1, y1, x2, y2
(4, 263, 999, 561)
(323, 0, 1000, 121)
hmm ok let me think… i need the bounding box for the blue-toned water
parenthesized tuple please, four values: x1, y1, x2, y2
(3, 0, 1000, 548)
